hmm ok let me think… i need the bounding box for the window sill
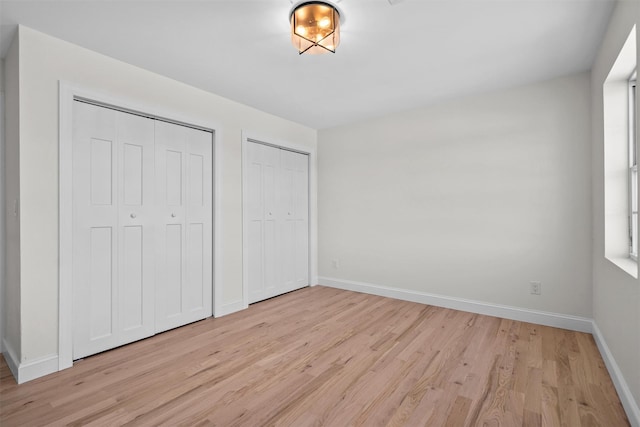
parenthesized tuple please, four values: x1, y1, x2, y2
(606, 255, 638, 279)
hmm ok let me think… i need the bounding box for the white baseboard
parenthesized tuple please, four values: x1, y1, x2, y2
(18, 353, 59, 384)
(1, 338, 58, 384)
(318, 276, 593, 333)
(2, 338, 20, 382)
(592, 322, 640, 427)
(215, 300, 247, 317)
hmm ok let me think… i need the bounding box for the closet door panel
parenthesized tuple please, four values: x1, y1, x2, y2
(164, 223, 184, 316)
(187, 223, 204, 310)
(246, 148, 265, 299)
(121, 225, 144, 329)
(280, 153, 296, 290)
(72, 102, 118, 359)
(155, 121, 212, 332)
(122, 144, 143, 205)
(184, 126, 212, 317)
(89, 139, 114, 206)
(88, 227, 115, 339)
(293, 152, 309, 287)
(263, 146, 280, 294)
(73, 102, 119, 359)
(281, 150, 309, 291)
(246, 143, 281, 303)
(155, 121, 187, 332)
(166, 151, 183, 206)
(116, 111, 155, 343)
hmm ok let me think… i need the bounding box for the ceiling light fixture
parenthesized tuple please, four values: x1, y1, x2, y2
(290, 1, 341, 55)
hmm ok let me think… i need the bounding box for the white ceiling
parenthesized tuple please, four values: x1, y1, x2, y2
(0, 0, 615, 129)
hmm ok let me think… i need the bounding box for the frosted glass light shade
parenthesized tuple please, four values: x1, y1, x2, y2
(291, 2, 341, 55)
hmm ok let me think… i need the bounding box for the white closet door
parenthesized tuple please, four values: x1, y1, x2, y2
(73, 102, 155, 359)
(117, 112, 156, 345)
(246, 143, 280, 303)
(281, 150, 309, 292)
(245, 141, 309, 304)
(155, 121, 212, 333)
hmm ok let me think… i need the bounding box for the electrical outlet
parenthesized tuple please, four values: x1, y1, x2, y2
(530, 281, 541, 295)
(332, 259, 340, 269)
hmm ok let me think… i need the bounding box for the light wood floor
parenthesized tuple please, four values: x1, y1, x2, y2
(0, 286, 629, 426)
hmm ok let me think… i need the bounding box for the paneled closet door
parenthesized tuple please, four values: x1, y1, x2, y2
(117, 112, 156, 345)
(245, 141, 309, 304)
(72, 102, 155, 359)
(246, 142, 281, 303)
(155, 121, 213, 333)
(280, 150, 309, 293)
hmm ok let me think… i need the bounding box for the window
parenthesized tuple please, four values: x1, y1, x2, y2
(603, 25, 636, 277)
(630, 71, 637, 260)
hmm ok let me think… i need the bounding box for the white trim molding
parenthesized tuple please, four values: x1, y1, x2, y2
(17, 354, 59, 384)
(592, 322, 640, 427)
(318, 276, 593, 333)
(211, 130, 223, 318)
(2, 339, 59, 384)
(216, 300, 248, 318)
(0, 91, 5, 354)
(58, 81, 74, 371)
(2, 338, 20, 381)
(58, 80, 222, 373)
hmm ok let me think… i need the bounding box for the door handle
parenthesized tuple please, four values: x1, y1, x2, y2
(130, 213, 137, 219)
(171, 213, 177, 218)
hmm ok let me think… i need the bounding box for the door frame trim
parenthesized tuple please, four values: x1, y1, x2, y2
(241, 131, 317, 309)
(58, 81, 222, 371)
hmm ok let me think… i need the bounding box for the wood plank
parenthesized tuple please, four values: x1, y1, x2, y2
(0, 286, 630, 427)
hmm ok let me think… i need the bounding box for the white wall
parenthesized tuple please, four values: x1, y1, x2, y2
(4, 31, 20, 365)
(0, 0, 4, 357)
(1, 57, 5, 353)
(11, 26, 317, 366)
(318, 73, 592, 317)
(592, 0, 640, 416)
